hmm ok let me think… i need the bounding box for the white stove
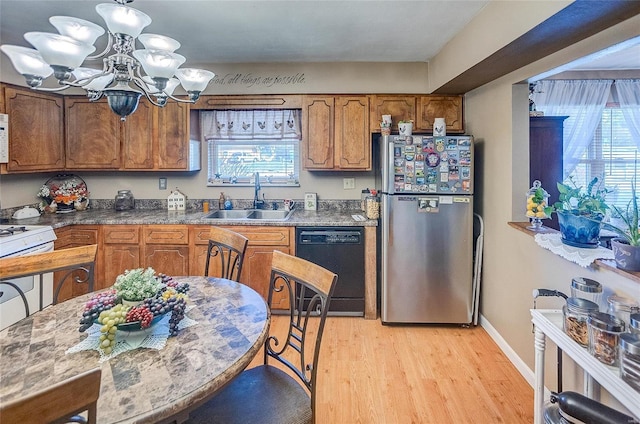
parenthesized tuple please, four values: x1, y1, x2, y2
(0, 224, 57, 330)
(0, 225, 57, 258)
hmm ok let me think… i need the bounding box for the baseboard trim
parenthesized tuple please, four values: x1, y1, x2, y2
(479, 313, 536, 388)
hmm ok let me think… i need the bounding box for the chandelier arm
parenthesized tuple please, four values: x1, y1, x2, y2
(131, 76, 166, 107)
(85, 32, 114, 61)
(31, 85, 74, 92)
(163, 93, 195, 104)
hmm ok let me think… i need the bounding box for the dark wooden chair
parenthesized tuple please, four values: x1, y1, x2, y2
(0, 368, 101, 424)
(204, 226, 248, 282)
(186, 250, 338, 424)
(0, 244, 97, 318)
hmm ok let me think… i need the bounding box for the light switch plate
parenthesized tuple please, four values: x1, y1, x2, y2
(159, 177, 167, 190)
(343, 178, 355, 189)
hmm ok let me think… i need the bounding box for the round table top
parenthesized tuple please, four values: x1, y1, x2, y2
(0, 276, 270, 423)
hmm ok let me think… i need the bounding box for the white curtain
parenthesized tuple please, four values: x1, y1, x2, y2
(201, 109, 301, 140)
(615, 79, 640, 150)
(532, 80, 612, 178)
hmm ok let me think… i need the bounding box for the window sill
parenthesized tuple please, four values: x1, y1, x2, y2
(508, 221, 640, 284)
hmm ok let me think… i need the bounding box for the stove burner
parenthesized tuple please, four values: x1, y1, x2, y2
(0, 226, 27, 237)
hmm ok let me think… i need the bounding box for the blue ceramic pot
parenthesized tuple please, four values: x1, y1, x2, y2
(557, 211, 602, 249)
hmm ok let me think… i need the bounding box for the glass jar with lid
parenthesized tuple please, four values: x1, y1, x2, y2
(114, 190, 135, 211)
(365, 190, 380, 220)
(619, 332, 640, 391)
(607, 295, 640, 327)
(587, 312, 626, 366)
(570, 277, 603, 305)
(630, 313, 640, 335)
(525, 180, 550, 231)
(563, 297, 599, 346)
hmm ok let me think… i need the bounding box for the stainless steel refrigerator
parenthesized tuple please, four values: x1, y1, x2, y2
(377, 134, 475, 324)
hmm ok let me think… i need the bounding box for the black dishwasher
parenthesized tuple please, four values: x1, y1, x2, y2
(295, 227, 364, 316)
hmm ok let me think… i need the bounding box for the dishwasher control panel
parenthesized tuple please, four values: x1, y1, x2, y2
(298, 230, 361, 244)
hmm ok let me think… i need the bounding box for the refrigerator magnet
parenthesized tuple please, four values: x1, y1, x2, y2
(423, 141, 435, 153)
(461, 167, 470, 179)
(440, 172, 449, 182)
(435, 139, 445, 152)
(426, 153, 439, 167)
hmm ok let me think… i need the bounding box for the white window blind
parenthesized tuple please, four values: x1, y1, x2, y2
(202, 109, 301, 186)
(570, 104, 637, 210)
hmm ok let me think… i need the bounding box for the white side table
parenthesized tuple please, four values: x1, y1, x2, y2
(531, 309, 640, 424)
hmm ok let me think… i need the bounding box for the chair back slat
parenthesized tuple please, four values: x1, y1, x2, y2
(0, 368, 101, 424)
(265, 250, 337, 423)
(0, 244, 97, 319)
(204, 227, 248, 282)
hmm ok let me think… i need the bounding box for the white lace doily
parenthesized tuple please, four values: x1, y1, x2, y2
(66, 306, 198, 362)
(534, 233, 615, 268)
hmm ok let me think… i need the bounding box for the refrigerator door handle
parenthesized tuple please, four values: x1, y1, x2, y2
(386, 140, 395, 194)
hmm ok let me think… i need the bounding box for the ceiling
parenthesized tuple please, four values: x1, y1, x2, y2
(1, 1, 638, 94)
(0, 0, 489, 64)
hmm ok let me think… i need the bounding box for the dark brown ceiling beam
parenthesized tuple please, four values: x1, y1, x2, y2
(432, 0, 640, 94)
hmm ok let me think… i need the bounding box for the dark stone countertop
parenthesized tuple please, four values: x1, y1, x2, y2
(6, 207, 377, 228)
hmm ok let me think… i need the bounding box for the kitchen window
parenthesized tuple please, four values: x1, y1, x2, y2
(532, 79, 640, 210)
(201, 109, 301, 186)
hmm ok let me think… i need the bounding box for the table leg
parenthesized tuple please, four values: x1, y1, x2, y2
(534, 325, 546, 424)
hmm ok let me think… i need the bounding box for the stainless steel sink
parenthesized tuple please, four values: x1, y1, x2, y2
(205, 209, 293, 220)
(205, 210, 251, 219)
(247, 209, 293, 220)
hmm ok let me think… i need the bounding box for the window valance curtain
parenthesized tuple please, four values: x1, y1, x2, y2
(532, 79, 612, 178)
(615, 79, 640, 150)
(201, 110, 302, 140)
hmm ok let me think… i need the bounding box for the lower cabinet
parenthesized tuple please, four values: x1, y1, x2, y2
(102, 225, 141, 286)
(59, 224, 293, 309)
(54, 225, 100, 302)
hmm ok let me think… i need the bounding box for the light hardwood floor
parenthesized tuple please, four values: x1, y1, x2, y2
(250, 315, 534, 424)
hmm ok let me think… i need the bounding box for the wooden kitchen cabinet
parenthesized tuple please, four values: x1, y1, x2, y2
(369, 95, 416, 133)
(303, 95, 370, 171)
(65, 97, 121, 169)
(102, 225, 141, 286)
(1, 85, 65, 173)
(155, 101, 190, 170)
(54, 225, 100, 301)
(190, 225, 293, 309)
(143, 225, 189, 277)
(65, 96, 190, 171)
(416, 95, 464, 133)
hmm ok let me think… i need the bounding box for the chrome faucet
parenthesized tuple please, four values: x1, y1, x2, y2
(253, 172, 265, 209)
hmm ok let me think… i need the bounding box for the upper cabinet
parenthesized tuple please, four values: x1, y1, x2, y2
(1, 85, 65, 173)
(417, 95, 464, 133)
(65, 97, 122, 169)
(65, 96, 190, 171)
(303, 95, 370, 171)
(369, 95, 417, 133)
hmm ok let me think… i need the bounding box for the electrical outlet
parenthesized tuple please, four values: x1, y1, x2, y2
(343, 178, 355, 189)
(159, 177, 167, 190)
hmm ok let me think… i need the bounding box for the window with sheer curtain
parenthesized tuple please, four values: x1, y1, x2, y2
(532, 79, 640, 210)
(201, 109, 301, 186)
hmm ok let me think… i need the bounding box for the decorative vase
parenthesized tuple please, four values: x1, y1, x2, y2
(611, 238, 640, 272)
(56, 202, 75, 213)
(557, 211, 602, 249)
(398, 122, 413, 136)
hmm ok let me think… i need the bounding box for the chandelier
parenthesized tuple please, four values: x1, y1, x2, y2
(0, 0, 215, 120)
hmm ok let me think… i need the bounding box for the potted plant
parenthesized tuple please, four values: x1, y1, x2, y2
(552, 176, 610, 248)
(602, 178, 640, 271)
(113, 267, 163, 305)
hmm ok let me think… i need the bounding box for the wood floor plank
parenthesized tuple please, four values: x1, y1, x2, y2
(249, 316, 533, 423)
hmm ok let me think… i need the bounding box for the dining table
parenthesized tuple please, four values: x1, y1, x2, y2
(0, 276, 270, 423)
